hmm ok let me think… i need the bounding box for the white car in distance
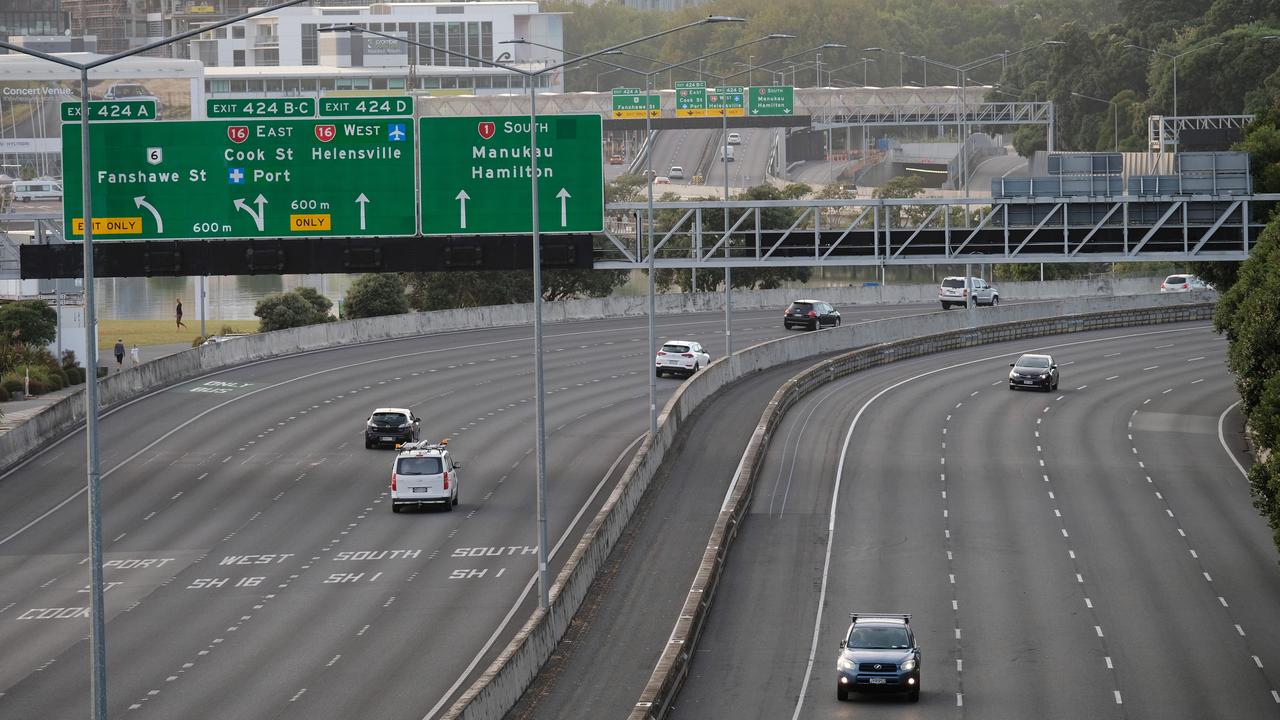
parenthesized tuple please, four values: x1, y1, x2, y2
(655, 340, 710, 378)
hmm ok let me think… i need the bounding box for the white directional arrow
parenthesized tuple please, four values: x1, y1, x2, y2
(355, 193, 369, 230)
(456, 190, 470, 229)
(133, 195, 163, 233)
(233, 194, 268, 232)
(556, 188, 571, 227)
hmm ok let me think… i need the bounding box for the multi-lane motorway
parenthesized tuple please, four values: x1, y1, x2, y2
(0, 302, 926, 719)
(667, 324, 1279, 719)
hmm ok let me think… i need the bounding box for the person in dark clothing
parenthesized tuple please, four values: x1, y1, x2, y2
(176, 297, 186, 329)
(114, 339, 125, 370)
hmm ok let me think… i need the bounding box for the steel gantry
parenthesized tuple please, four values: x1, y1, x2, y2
(596, 193, 1280, 268)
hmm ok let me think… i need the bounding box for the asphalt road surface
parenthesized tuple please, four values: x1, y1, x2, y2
(0, 302, 942, 719)
(668, 322, 1279, 719)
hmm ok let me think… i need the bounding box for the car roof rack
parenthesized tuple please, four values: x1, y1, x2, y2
(395, 439, 449, 452)
(850, 612, 911, 624)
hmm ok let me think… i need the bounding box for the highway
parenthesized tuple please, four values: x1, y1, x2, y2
(666, 323, 1280, 719)
(0, 301, 935, 719)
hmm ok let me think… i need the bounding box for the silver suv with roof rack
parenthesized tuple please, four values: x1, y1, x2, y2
(390, 440, 461, 513)
(836, 612, 921, 702)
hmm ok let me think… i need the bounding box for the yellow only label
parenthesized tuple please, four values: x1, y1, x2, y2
(612, 109, 660, 119)
(290, 214, 331, 231)
(675, 108, 708, 118)
(72, 217, 142, 235)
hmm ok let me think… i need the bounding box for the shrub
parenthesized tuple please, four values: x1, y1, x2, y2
(65, 366, 84, 384)
(0, 387, 8, 402)
(2, 375, 22, 394)
(44, 372, 62, 391)
(25, 376, 45, 396)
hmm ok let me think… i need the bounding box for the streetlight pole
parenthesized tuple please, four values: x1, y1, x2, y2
(330, 14, 745, 612)
(0, 4, 312, 717)
(1123, 41, 1223, 152)
(1072, 91, 1119, 151)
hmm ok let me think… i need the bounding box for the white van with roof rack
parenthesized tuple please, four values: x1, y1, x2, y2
(390, 439, 461, 512)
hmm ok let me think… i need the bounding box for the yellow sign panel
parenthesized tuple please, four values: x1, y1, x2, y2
(675, 108, 708, 118)
(188, 4, 215, 12)
(290, 214, 332, 232)
(71, 217, 142, 235)
(612, 109, 661, 119)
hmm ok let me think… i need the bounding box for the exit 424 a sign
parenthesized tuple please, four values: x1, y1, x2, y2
(419, 115, 603, 235)
(62, 119, 416, 239)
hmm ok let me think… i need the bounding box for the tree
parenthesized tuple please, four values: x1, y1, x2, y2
(255, 287, 334, 332)
(403, 268, 626, 311)
(1214, 217, 1280, 416)
(0, 299, 57, 347)
(343, 273, 409, 319)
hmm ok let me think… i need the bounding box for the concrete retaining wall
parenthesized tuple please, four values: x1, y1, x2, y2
(627, 298, 1218, 719)
(436, 292, 1215, 720)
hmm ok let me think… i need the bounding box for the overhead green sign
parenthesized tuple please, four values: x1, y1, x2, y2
(707, 86, 745, 117)
(419, 114, 603, 235)
(62, 118, 415, 239)
(611, 88, 660, 119)
(61, 100, 157, 122)
(206, 98, 315, 119)
(748, 85, 794, 116)
(319, 96, 413, 117)
(675, 81, 707, 118)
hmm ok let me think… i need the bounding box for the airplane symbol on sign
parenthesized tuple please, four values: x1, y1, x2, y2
(388, 123, 406, 141)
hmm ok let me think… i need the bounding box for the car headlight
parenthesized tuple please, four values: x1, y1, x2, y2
(837, 656, 857, 671)
(1038, 373, 1048, 379)
(900, 658, 917, 672)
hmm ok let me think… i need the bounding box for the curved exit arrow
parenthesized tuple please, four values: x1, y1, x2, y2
(133, 196, 163, 233)
(233, 194, 268, 232)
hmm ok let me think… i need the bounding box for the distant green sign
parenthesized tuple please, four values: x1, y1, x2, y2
(748, 85, 794, 116)
(611, 89, 660, 119)
(319, 96, 413, 117)
(707, 86, 745, 117)
(206, 98, 315, 119)
(419, 114, 603, 235)
(675, 82, 707, 118)
(61, 100, 157, 122)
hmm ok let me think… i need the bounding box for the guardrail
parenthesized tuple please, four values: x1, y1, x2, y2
(434, 292, 1216, 720)
(628, 298, 1217, 719)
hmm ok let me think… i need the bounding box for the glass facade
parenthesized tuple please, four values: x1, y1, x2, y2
(302, 20, 492, 67)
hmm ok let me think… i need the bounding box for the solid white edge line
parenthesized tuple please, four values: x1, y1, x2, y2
(1218, 400, 1249, 480)
(790, 323, 1217, 719)
(422, 431, 647, 720)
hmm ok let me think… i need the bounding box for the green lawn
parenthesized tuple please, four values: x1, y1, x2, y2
(97, 319, 259, 350)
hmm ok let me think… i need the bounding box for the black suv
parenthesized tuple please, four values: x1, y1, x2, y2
(365, 407, 421, 448)
(836, 613, 921, 702)
(784, 299, 841, 331)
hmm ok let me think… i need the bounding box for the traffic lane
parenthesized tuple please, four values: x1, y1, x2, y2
(1036, 331, 1280, 717)
(505, 358, 826, 720)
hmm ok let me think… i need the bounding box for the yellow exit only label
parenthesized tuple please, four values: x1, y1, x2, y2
(290, 214, 332, 231)
(72, 217, 142, 235)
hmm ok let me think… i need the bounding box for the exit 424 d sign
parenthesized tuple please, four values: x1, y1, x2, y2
(419, 115, 603, 236)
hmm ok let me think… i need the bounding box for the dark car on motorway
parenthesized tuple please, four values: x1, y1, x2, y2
(365, 407, 421, 448)
(784, 299, 841, 330)
(836, 613, 921, 702)
(1008, 353, 1059, 391)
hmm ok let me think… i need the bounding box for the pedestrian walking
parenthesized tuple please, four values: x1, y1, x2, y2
(131, 344, 140, 368)
(176, 297, 186, 329)
(114, 339, 125, 370)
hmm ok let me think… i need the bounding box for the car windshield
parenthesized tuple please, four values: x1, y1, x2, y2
(396, 456, 443, 475)
(662, 344, 690, 353)
(942, 278, 967, 288)
(848, 626, 911, 649)
(372, 413, 409, 424)
(1017, 356, 1050, 369)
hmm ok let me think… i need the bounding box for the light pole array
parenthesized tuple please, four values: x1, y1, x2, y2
(1123, 41, 1223, 152)
(323, 14, 744, 612)
(0, 4, 315, 717)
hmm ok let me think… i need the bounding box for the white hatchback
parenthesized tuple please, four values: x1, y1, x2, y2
(655, 340, 711, 378)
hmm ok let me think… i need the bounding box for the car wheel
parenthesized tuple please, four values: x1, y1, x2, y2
(836, 317, 842, 326)
(1053, 378, 1059, 391)
(811, 320, 820, 331)
(443, 498, 454, 512)
(365, 439, 373, 449)
(391, 504, 401, 513)
(907, 687, 920, 703)
(941, 302, 950, 310)
(837, 686, 849, 702)
(655, 368, 663, 378)
(692, 362, 700, 375)
(453, 491, 459, 506)
(991, 295, 999, 306)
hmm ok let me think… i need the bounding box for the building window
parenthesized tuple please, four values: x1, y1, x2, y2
(232, 25, 244, 39)
(232, 49, 245, 67)
(209, 79, 231, 93)
(387, 78, 405, 90)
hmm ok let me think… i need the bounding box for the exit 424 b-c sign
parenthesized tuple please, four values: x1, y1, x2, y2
(62, 119, 416, 239)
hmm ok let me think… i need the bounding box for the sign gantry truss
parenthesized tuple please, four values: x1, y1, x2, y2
(597, 194, 1280, 268)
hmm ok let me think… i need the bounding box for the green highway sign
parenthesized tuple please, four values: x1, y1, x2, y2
(61, 100, 157, 122)
(748, 85, 794, 116)
(419, 114, 603, 235)
(206, 98, 316, 118)
(675, 81, 707, 118)
(611, 88, 660, 119)
(63, 118, 415, 240)
(319, 96, 413, 117)
(707, 86, 745, 117)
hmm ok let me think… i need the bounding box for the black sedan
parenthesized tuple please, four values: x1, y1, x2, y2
(1008, 353, 1059, 391)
